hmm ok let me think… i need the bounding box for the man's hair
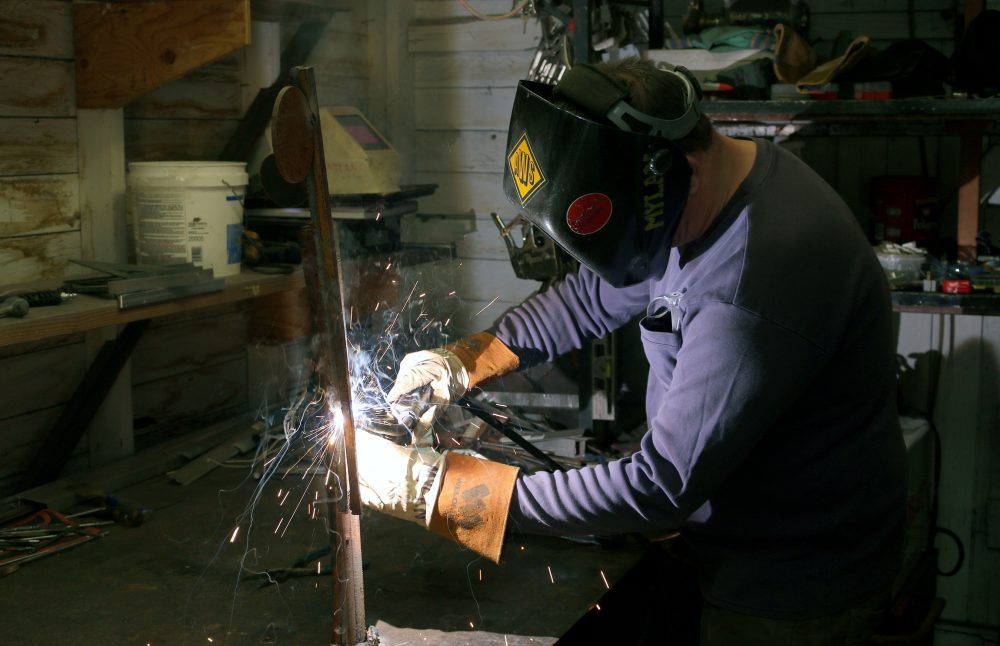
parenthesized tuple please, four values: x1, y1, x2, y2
(593, 57, 715, 154)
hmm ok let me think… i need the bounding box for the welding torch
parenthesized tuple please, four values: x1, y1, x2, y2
(388, 385, 565, 472)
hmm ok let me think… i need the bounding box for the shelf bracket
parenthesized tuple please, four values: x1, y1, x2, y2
(74, 0, 251, 109)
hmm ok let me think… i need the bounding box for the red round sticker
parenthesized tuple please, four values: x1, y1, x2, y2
(566, 193, 613, 235)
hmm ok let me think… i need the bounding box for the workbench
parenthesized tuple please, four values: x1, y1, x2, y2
(0, 270, 305, 349)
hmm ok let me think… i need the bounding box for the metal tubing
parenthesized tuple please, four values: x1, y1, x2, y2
(291, 65, 366, 646)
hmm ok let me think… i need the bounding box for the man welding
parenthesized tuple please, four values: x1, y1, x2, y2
(357, 57, 907, 645)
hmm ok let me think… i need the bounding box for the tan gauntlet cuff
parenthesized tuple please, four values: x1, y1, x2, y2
(428, 453, 519, 564)
(443, 332, 519, 388)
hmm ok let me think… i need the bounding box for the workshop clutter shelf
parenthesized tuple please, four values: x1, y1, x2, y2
(702, 97, 1000, 134)
(891, 290, 1000, 316)
(704, 97, 1000, 264)
(0, 271, 304, 349)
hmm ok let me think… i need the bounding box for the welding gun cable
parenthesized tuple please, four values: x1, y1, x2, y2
(457, 396, 656, 554)
(455, 396, 567, 473)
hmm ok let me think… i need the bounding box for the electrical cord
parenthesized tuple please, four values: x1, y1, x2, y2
(928, 416, 966, 577)
(459, 0, 531, 21)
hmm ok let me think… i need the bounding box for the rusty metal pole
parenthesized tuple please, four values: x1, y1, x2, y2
(290, 66, 366, 645)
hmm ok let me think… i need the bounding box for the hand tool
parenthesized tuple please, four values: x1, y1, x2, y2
(0, 290, 75, 307)
(0, 296, 29, 319)
(0, 507, 104, 569)
(71, 488, 154, 528)
(388, 384, 434, 435)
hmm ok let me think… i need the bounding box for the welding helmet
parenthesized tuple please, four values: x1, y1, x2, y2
(502, 63, 701, 287)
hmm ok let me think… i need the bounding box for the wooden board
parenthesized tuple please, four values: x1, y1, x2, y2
(0, 271, 304, 348)
(415, 51, 530, 88)
(132, 357, 248, 432)
(409, 17, 539, 53)
(0, 230, 82, 287)
(74, 0, 251, 109)
(0, 407, 78, 492)
(0, 58, 74, 118)
(0, 118, 77, 176)
(306, 29, 368, 75)
(311, 74, 369, 111)
(132, 311, 249, 384)
(416, 87, 518, 130)
(0, 0, 73, 59)
(415, 0, 528, 20)
(125, 66, 244, 119)
(415, 170, 510, 217)
(0, 175, 80, 238)
(415, 129, 507, 173)
(0, 343, 87, 423)
(124, 118, 239, 162)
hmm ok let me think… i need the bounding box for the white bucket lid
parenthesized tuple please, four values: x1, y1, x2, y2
(128, 161, 248, 188)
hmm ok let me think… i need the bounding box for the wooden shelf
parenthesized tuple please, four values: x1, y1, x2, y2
(892, 290, 1000, 316)
(0, 270, 304, 349)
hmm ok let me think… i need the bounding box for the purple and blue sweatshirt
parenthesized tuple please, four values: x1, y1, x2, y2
(494, 139, 907, 619)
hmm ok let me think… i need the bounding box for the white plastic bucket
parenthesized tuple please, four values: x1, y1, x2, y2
(128, 161, 248, 277)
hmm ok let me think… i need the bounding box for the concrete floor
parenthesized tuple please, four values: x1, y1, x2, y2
(0, 461, 645, 645)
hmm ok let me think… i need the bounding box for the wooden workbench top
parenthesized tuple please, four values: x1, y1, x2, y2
(0, 270, 304, 348)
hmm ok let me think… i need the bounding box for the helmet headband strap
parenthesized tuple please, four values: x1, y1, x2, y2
(555, 63, 702, 140)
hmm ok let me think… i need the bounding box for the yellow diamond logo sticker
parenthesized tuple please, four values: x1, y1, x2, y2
(508, 132, 546, 205)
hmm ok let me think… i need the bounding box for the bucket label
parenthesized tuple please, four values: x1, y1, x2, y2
(135, 193, 188, 262)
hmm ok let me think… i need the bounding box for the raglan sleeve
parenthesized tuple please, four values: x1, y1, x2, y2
(491, 266, 649, 367)
(506, 300, 829, 536)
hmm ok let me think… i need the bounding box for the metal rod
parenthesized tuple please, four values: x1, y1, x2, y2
(291, 65, 366, 646)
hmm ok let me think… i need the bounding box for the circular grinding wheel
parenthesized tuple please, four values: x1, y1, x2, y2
(270, 85, 314, 185)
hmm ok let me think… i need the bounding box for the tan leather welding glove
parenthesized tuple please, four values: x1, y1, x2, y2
(356, 431, 519, 563)
(386, 332, 520, 443)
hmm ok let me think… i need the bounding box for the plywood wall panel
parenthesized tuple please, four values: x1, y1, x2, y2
(0, 230, 81, 287)
(0, 0, 74, 59)
(0, 58, 74, 118)
(0, 174, 80, 238)
(0, 118, 77, 176)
